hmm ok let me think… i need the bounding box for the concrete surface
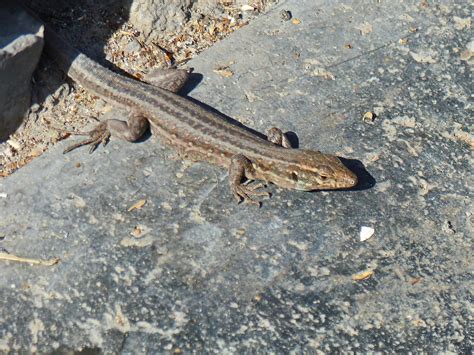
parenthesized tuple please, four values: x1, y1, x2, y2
(0, 1, 43, 141)
(0, 0, 472, 353)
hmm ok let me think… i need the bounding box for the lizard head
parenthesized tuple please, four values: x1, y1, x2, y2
(258, 149, 358, 191)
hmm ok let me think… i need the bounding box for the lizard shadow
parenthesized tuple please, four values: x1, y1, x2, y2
(179, 71, 203, 96)
(338, 157, 375, 191)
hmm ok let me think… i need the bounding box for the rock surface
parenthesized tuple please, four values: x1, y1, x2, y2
(0, 1, 43, 141)
(129, 0, 277, 39)
(0, 0, 471, 353)
(129, 0, 194, 37)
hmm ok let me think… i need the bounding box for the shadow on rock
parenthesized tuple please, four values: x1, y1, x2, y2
(339, 157, 375, 191)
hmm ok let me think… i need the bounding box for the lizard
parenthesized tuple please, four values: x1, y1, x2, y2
(40, 17, 358, 206)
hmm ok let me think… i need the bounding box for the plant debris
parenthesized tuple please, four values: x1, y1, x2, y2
(0, 252, 60, 266)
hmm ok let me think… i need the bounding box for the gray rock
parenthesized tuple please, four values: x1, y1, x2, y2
(0, 0, 471, 353)
(123, 39, 141, 55)
(128, 0, 277, 40)
(129, 0, 193, 38)
(0, 1, 43, 141)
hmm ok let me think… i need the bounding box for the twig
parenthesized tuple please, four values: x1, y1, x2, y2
(0, 252, 60, 266)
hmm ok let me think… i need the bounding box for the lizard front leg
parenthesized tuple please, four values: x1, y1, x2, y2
(63, 112, 149, 153)
(229, 154, 270, 206)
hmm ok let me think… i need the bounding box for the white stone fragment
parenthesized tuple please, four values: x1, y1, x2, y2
(360, 226, 375, 242)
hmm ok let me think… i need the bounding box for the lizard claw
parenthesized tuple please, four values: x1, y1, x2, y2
(63, 122, 111, 154)
(231, 183, 270, 207)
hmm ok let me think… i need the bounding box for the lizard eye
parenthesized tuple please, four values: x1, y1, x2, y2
(291, 172, 299, 181)
(320, 175, 328, 181)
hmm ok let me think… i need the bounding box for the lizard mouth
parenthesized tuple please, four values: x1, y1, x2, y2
(296, 175, 358, 191)
(337, 174, 358, 188)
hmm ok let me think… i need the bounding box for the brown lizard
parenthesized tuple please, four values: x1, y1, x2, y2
(42, 20, 358, 205)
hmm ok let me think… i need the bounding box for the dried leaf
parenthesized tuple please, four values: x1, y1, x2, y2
(352, 269, 374, 281)
(128, 199, 147, 211)
(310, 67, 335, 80)
(213, 64, 234, 78)
(7, 139, 21, 150)
(164, 52, 174, 66)
(241, 5, 254, 11)
(291, 18, 301, 25)
(216, 69, 234, 77)
(368, 153, 381, 162)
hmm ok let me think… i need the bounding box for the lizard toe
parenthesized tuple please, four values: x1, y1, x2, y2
(232, 184, 269, 206)
(63, 122, 111, 154)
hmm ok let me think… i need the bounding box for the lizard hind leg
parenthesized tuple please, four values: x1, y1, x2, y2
(266, 127, 292, 148)
(63, 113, 149, 154)
(143, 68, 191, 93)
(62, 121, 110, 154)
(229, 154, 270, 206)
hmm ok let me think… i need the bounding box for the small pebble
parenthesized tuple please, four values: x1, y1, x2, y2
(124, 39, 141, 54)
(362, 111, 376, 124)
(360, 226, 375, 241)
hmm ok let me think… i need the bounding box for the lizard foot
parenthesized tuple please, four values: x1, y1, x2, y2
(231, 183, 270, 207)
(63, 122, 111, 154)
(229, 154, 271, 206)
(267, 127, 292, 148)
